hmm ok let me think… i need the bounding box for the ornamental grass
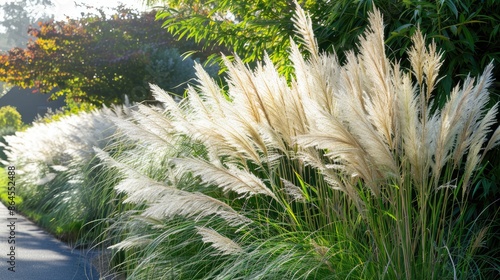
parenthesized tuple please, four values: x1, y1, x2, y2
(97, 4, 500, 279)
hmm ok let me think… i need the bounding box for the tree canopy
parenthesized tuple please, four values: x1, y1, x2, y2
(0, 6, 216, 107)
(148, 0, 318, 76)
(148, 0, 500, 105)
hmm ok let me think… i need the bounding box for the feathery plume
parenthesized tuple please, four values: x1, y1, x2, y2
(291, 0, 319, 59)
(143, 192, 251, 226)
(281, 178, 306, 202)
(171, 158, 277, 200)
(483, 125, 500, 155)
(196, 226, 243, 255)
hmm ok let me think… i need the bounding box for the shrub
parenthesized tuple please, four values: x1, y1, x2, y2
(99, 4, 500, 279)
(0, 105, 22, 129)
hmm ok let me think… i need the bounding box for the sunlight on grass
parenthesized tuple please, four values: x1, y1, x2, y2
(0, 167, 23, 206)
(1, 3, 499, 279)
(91, 4, 500, 279)
(0, 106, 130, 244)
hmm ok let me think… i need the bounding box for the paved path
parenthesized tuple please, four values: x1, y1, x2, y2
(0, 203, 99, 280)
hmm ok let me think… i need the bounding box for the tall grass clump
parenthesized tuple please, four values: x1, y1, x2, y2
(100, 3, 500, 279)
(1, 106, 130, 244)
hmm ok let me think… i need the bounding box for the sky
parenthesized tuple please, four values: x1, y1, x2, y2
(50, 0, 148, 20)
(0, 0, 149, 21)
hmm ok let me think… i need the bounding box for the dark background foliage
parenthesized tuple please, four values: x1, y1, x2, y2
(149, 0, 500, 106)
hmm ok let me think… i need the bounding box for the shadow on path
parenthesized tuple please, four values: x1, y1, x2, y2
(0, 203, 99, 279)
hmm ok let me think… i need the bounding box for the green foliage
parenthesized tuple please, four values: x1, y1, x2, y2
(150, 0, 500, 104)
(0, 105, 22, 129)
(314, 0, 500, 107)
(0, 167, 23, 205)
(149, 0, 317, 76)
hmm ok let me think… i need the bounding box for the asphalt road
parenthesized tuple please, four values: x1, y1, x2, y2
(0, 203, 99, 280)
